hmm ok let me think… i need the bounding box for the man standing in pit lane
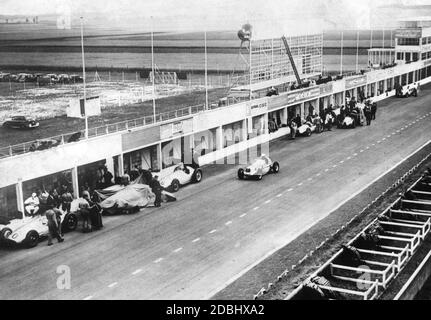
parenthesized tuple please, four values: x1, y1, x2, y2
(371, 101, 377, 120)
(150, 176, 162, 208)
(364, 103, 372, 126)
(289, 119, 297, 140)
(45, 205, 64, 246)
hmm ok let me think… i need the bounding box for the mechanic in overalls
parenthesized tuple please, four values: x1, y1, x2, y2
(45, 205, 64, 246)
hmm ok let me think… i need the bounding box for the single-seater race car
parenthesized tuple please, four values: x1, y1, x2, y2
(297, 121, 316, 137)
(334, 104, 365, 129)
(0, 207, 78, 248)
(94, 183, 177, 215)
(237, 154, 280, 180)
(154, 163, 203, 192)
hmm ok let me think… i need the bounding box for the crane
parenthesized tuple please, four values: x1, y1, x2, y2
(281, 36, 302, 86)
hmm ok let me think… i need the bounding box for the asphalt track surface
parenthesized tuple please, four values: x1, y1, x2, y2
(0, 86, 431, 300)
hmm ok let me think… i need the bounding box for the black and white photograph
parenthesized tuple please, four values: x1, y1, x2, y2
(1, 0, 431, 307)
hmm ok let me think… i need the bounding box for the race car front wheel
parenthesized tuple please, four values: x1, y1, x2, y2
(271, 162, 280, 174)
(171, 179, 180, 192)
(193, 169, 203, 183)
(25, 231, 39, 248)
(0, 228, 12, 241)
(306, 129, 312, 137)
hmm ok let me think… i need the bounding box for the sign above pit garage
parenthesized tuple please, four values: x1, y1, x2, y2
(160, 118, 194, 140)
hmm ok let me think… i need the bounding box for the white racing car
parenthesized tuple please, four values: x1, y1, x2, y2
(0, 206, 79, 248)
(297, 121, 316, 137)
(237, 154, 280, 180)
(155, 163, 203, 192)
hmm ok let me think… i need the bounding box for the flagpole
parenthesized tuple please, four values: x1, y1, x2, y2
(151, 16, 156, 123)
(356, 30, 360, 73)
(340, 31, 344, 76)
(80, 17, 88, 140)
(204, 30, 209, 110)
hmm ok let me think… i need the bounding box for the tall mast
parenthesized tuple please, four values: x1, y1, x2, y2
(80, 17, 88, 140)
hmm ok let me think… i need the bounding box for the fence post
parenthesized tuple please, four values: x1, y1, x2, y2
(9, 146, 12, 156)
(106, 125, 109, 134)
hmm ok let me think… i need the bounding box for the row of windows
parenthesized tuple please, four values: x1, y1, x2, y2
(422, 37, 431, 45)
(421, 51, 431, 60)
(396, 51, 419, 62)
(398, 38, 420, 46)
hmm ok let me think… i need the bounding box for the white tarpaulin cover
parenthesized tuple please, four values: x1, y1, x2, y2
(95, 183, 176, 213)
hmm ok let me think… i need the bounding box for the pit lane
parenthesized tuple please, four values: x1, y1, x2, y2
(0, 85, 431, 300)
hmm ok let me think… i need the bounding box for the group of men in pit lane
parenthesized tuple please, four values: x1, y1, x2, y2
(286, 97, 378, 140)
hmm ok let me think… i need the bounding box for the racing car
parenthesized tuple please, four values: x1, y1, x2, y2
(2, 116, 39, 129)
(237, 154, 280, 180)
(155, 163, 203, 192)
(297, 121, 316, 137)
(0, 207, 78, 248)
(396, 83, 418, 98)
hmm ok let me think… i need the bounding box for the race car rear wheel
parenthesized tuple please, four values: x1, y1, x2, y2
(306, 128, 312, 137)
(238, 169, 245, 180)
(25, 231, 39, 248)
(63, 214, 78, 232)
(1, 228, 12, 241)
(193, 169, 203, 183)
(257, 175, 263, 181)
(171, 179, 180, 193)
(271, 162, 280, 174)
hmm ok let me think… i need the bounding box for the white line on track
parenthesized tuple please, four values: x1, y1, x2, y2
(240, 213, 247, 218)
(209, 230, 217, 234)
(307, 178, 313, 181)
(366, 147, 370, 149)
(360, 150, 364, 153)
(316, 173, 321, 176)
(325, 169, 329, 172)
(353, 153, 358, 156)
(339, 160, 344, 164)
(253, 206, 260, 210)
(377, 141, 381, 143)
(347, 157, 352, 160)
(154, 258, 164, 263)
(173, 247, 183, 253)
(332, 165, 337, 168)
(298, 182, 303, 186)
(192, 238, 201, 243)
(371, 144, 375, 146)
(225, 221, 232, 226)
(287, 188, 294, 192)
(132, 269, 142, 275)
(264, 199, 271, 204)
(108, 282, 118, 288)
(83, 296, 93, 300)
(276, 193, 283, 197)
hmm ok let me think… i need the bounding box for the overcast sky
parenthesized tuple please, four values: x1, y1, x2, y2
(1, 0, 431, 31)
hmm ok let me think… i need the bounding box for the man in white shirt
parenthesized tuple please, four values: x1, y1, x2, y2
(24, 193, 40, 216)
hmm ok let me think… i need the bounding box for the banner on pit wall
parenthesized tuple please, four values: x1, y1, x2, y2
(247, 99, 268, 116)
(286, 87, 320, 105)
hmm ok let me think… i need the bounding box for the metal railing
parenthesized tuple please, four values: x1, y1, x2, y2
(0, 103, 209, 160)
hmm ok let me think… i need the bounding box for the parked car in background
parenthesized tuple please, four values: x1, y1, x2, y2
(2, 116, 39, 129)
